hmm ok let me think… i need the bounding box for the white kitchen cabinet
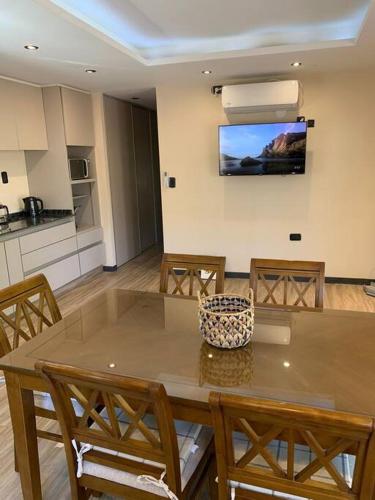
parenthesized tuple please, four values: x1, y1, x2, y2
(77, 226, 103, 250)
(61, 87, 95, 146)
(13, 82, 48, 150)
(0, 78, 48, 151)
(4, 239, 23, 284)
(29, 254, 81, 291)
(22, 236, 77, 274)
(79, 243, 104, 275)
(1, 220, 105, 293)
(0, 79, 19, 150)
(19, 221, 76, 254)
(0, 243, 10, 289)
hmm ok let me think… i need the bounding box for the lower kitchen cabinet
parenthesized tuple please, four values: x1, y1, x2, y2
(1, 222, 105, 292)
(22, 236, 77, 273)
(5, 238, 26, 284)
(77, 226, 103, 250)
(0, 243, 10, 289)
(79, 242, 104, 275)
(19, 221, 76, 254)
(29, 254, 81, 291)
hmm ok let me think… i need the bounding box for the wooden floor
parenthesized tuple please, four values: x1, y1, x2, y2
(1, 247, 374, 500)
(56, 247, 375, 316)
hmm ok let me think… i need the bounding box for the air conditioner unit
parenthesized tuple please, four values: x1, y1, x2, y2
(221, 80, 300, 114)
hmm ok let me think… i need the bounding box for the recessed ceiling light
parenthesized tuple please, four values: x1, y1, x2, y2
(85, 68, 97, 74)
(283, 361, 291, 368)
(24, 44, 39, 51)
(201, 70, 212, 75)
(291, 61, 302, 67)
(108, 362, 116, 368)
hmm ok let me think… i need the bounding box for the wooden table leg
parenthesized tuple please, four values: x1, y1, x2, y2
(5, 372, 42, 500)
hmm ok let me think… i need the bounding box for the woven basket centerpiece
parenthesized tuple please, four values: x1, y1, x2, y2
(198, 290, 255, 349)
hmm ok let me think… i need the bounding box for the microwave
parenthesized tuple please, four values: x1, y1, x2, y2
(69, 158, 89, 180)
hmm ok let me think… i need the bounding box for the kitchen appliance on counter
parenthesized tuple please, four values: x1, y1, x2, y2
(23, 197, 44, 218)
(0, 203, 9, 224)
(69, 158, 90, 180)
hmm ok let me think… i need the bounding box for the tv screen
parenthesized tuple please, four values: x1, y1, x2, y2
(219, 121, 307, 176)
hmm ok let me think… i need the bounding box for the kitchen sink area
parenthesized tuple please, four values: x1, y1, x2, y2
(0, 215, 59, 234)
(0, 211, 73, 239)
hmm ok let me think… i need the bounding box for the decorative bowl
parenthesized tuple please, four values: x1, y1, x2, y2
(198, 290, 254, 349)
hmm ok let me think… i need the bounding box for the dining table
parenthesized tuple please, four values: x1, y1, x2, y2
(1, 288, 375, 500)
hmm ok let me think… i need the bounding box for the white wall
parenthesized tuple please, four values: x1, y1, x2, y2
(0, 151, 29, 212)
(156, 71, 375, 279)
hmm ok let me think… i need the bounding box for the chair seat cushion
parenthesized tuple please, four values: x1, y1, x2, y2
(230, 432, 355, 498)
(80, 414, 213, 496)
(34, 391, 55, 410)
(34, 391, 84, 416)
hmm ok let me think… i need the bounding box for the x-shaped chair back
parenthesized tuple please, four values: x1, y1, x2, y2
(37, 361, 182, 499)
(160, 253, 226, 296)
(210, 392, 375, 500)
(250, 258, 325, 311)
(0, 274, 62, 356)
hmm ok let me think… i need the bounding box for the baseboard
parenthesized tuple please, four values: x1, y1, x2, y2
(324, 277, 371, 285)
(225, 271, 371, 285)
(225, 272, 249, 279)
(103, 265, 117, 272)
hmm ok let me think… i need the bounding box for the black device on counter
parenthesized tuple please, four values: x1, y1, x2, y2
(23, 196, 44, 218)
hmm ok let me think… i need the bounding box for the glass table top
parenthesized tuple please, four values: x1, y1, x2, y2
(1, 289, 375, 416)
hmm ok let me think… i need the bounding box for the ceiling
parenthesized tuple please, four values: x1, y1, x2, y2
(42, 0, 371, 64)
(0, 0, 375, 108)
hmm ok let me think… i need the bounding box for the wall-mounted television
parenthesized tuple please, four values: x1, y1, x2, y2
(219, 121, 307, 176)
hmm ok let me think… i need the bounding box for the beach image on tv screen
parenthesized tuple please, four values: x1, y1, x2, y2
(219, 122, 307, 175)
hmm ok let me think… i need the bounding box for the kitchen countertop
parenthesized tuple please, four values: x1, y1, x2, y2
(0, 211, 74, 242)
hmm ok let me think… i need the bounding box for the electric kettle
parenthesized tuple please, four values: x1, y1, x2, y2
(0, 203, 9, 224)
(23, 197, 44, 218)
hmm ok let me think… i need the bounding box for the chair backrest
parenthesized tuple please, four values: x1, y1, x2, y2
(250, 258, 325, 311)
(0, 274, 62, 356)
(36, 361, 182, 498)
(209, 392, 375, 500)
(160, 253, 226, 296)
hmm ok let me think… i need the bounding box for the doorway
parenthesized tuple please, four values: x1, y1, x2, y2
(132, 105, 163, 252)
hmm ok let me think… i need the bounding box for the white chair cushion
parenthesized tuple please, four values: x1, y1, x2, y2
(34, 391, 55, 410)
(79, 414, 212, 497)
(34, 391, 84, 416)
(230, 432, 355, 498)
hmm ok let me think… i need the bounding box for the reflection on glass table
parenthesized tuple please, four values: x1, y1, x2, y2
(199, 342, 254, 388)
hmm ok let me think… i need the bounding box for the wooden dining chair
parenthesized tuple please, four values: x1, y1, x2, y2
(209, 392, 375, 500)
(0, 273, 62, 356)
(37, 361, 215, 500)
(160, 253, 226, 296)
(0, 274, 63, 460)
(250, 258, 325, 311)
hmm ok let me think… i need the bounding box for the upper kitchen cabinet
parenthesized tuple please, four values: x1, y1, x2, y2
(0, 78, 48, 151)
(0, 79, 19, 150)
(61, 87, 95, 146)
(13, 82, 48, 150)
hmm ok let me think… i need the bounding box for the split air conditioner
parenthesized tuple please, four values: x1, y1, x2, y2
(221, 80, 300, 114)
